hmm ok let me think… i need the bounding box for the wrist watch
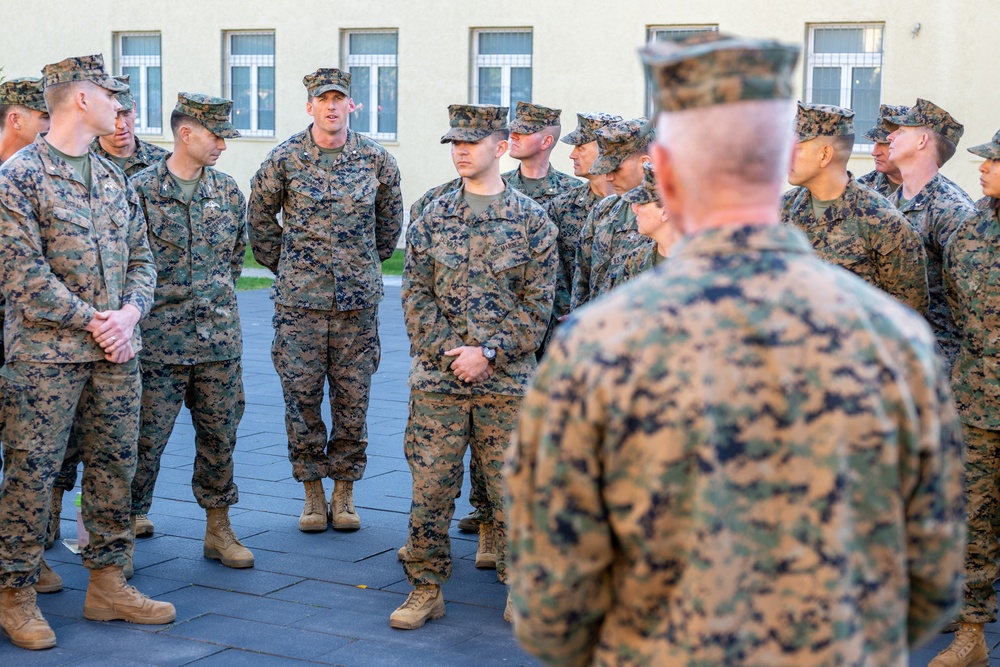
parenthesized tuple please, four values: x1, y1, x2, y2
(481, 344, 497, 362)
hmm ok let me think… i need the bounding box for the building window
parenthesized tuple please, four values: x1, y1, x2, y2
(471, 29, 532, 121)
(223, 31, 275, 137)
(114, 32, 162, 135)
(805, 24, 884, 150)
(645, 26, 718, 118)
(343, 30, 398, 141)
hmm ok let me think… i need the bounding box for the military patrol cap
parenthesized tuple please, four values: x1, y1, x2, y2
(508, 101, 561, 134)
(561, 112, 624, 146)
(640, 31, 800, 114)
(303, 68, 351, 98)
(795, 102, 854, 141)
(113, 75, 135, 112)
(440, 104, 508, 144)
(884, 98, 964, 145)
(41, 54, 128, 93)
(967, 130, 1000, 160)
(622, 162, 660, 205)
(863, 104, 909, 143)
(174, 92, 240, 139)
(0, 77, 46, 112)
(590, 118, 653, 175)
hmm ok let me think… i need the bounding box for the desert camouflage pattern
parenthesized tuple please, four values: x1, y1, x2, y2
(401, 390, 518, 585)
(795, 101, 854, 140)
(507, 223, 965, 667)
(508, 101, 561, 134)
(967, 130, 1000, 160)
(502, 164, 580, 204)
(439, 104, 508, 144)
(858, 169, 901, 198)
(0, 134, 155, 362)
(890, 173, 975, 367)
(561, 112, 623, 146)
(590, 118, 652, 175)
(863, 103, 910, 144)
(91, 137, 169, 178)
(271, 304, 380, 482)
(132, 159, 245, 364)
(132, 359, 244, 513)
(248, 126, 403, 311)
(402, 186, 557, 396)
(886, 98, 965, 145)
(545, 183, 606, 323)
(641, 33, 800, 114)
(781, 175, 929, 314)
(41, 53, 127, 91)
(0, 77, 46, 112)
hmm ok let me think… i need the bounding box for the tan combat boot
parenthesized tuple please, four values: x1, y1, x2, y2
(330, 480, 361, 531)
(33, 559, 63, 594)
(475, 522, 498, 569)
(45, 488, 63, 549)
(134, 513, 154, 537)
(123, 514, 136, 580)
(83, 566, 175, 624)
(929, 622, 989, 667)
(299, 480, 327, 532)
(457, 509, 482, 534)
(204, 507, 254, 568)
(0, 587, 56, 650)
(389, 584, 445, 630)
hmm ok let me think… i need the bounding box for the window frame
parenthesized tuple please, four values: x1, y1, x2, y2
(470, 28, 533, 119)
(113, 31, 163, 136)
(223, 30, 276, 138)
(342, 29, 399, 142)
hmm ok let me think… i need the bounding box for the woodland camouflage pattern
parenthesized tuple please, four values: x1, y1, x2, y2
(91, 137, 169, 178)
(0, 77, 46, 111)
(795, 102, 854, 140)
(890, 173, 975, 366)
(507, 223, 965, 667)
(589, 118, 652, 175)
(781, 175, 930, 314)
(508, 101, 561, 134)
(440, 104, 508, 144)
(863, 103, 910, 144)
(546, 183, 606, 322)
(885, 98, 965, 145)
(561, 112, 623, 146)
(858, 169, 900, 198)
(502, 164, 580, 204)
(967, 130, 1000, 160)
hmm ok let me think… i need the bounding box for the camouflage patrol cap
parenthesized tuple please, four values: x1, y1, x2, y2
(41, 54, 128, 93)
(561, 112, 624, 146)
(884, 98, 964, 145)
(303, 68, 351, 98)
(508, 101, 561, 134)
(174, 93, 240, 139)
(967, 130, 1000, 160)
(440, 104, 508, 144)
(795, 102, 854, 141)
(0, 77, 46, 112)
(589, 118, 653, 175)
(863, 104, 909, 143)
(640, 31, 800, 114)
(622, 162, 660, 205)
(113, 75, 135, 112)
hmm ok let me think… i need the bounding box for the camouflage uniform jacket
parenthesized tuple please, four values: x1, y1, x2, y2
(402, 186, 557, 396)
(0, 134, 156, 363)
(619, 242, 663, 284)
(132, 158, 246, 365)
(945, 197, 1000, 429)
(507, 223, 964, 667)
(781, 175, 930, 314)
(502, 164, 580, 205)
(858, 169, 900, 199)
(409, 177, 462, 222)
(248, 126, 403, 311)
(545, 182, 604, 320)
(571, 195, 655, 310)
(891, 173, 975, 366)
(91, 137, 170, 178)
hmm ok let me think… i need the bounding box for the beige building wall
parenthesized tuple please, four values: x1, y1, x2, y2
(2, 0, 997, 205)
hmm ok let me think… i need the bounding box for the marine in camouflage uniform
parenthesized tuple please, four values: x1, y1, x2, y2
(858, 103, 909, 198)
(937, 130, 1000, 666)
(507, 33, 964, 667)
(782, 102, 929, 314)
(0, 55, 173, 649)
(502, 101, 580, 205)
(884, 99, 975, 370)
(618, 162, 673, 284)
(128, 93, 254, 570)
(248, 68, 403, 532)
(570, 118, 656, 310)
(392, 104, 556, 631)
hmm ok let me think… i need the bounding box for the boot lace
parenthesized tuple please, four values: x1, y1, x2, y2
(400, 586, 437, 611)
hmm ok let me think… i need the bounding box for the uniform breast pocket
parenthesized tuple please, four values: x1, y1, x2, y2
(48, 206, 95, 262)
(426, 243, 465, 298)
(346, 175, 378, 215)
(148, 213, 188, 279)
(490, 244, 531, 299)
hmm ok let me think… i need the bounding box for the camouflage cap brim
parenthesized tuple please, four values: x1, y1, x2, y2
(967, 130, 1000, 160)
(589, 153, 624, 176)
(561, 128, 593, 145)
(203, 120, 241, 139)
(309, 82, 351, 98)
(440, 127, 496, 144)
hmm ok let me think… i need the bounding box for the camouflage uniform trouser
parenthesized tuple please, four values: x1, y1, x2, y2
(402, 389, 519, 586)
(272, 304, 380, 482)
(960, 423, 1000, 623)
(0, 359, 139, 587)
(52, 420, 83, 493)
(131, 359, 244, 514)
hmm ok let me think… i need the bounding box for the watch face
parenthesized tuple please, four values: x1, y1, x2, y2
(483, 346, 496, 360)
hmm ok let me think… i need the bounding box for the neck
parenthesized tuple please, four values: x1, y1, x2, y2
(678, 202, 781, 236)
(45, 117, 97, 157)
(166, 150, 204, 181)
(98, 136, 136, 159)
(898, 159, 938, 199)
(0, 135, 27, 163)
(588, 175, 614, 198)
(311, 124, 348, 149)
(463, 170, 506, 196)
(516, 154, 550, 179)
(806, 169, 849, 201)
(885, 168, 903, 186)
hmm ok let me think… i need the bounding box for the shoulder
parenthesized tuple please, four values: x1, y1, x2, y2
(780, 186, 808, 212)
(263, 129, 309, 162)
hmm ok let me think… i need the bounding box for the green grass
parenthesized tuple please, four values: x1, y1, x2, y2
(236, 277, 273, 291)
(242, 247, 404, 275)
(244, 246, 265, 270)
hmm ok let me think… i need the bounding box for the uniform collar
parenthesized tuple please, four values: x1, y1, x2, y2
(670, 223, 814, 259)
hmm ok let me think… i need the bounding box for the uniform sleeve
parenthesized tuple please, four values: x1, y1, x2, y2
(0, 179, 97, 330)
(400, 217, 465, 357)
(942, 237, 964, 330)
(247, 153, 284, 273)
(484, 213, 557, 368)
(873, 217, 930, 316)
(374, 151, 404, 262)
(571, 209, 597, 311)
(122, 182, 157, 317)
(231, 185, 248, 283)
(546, 198, 571, 320)
(505, 332, 614, 666)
